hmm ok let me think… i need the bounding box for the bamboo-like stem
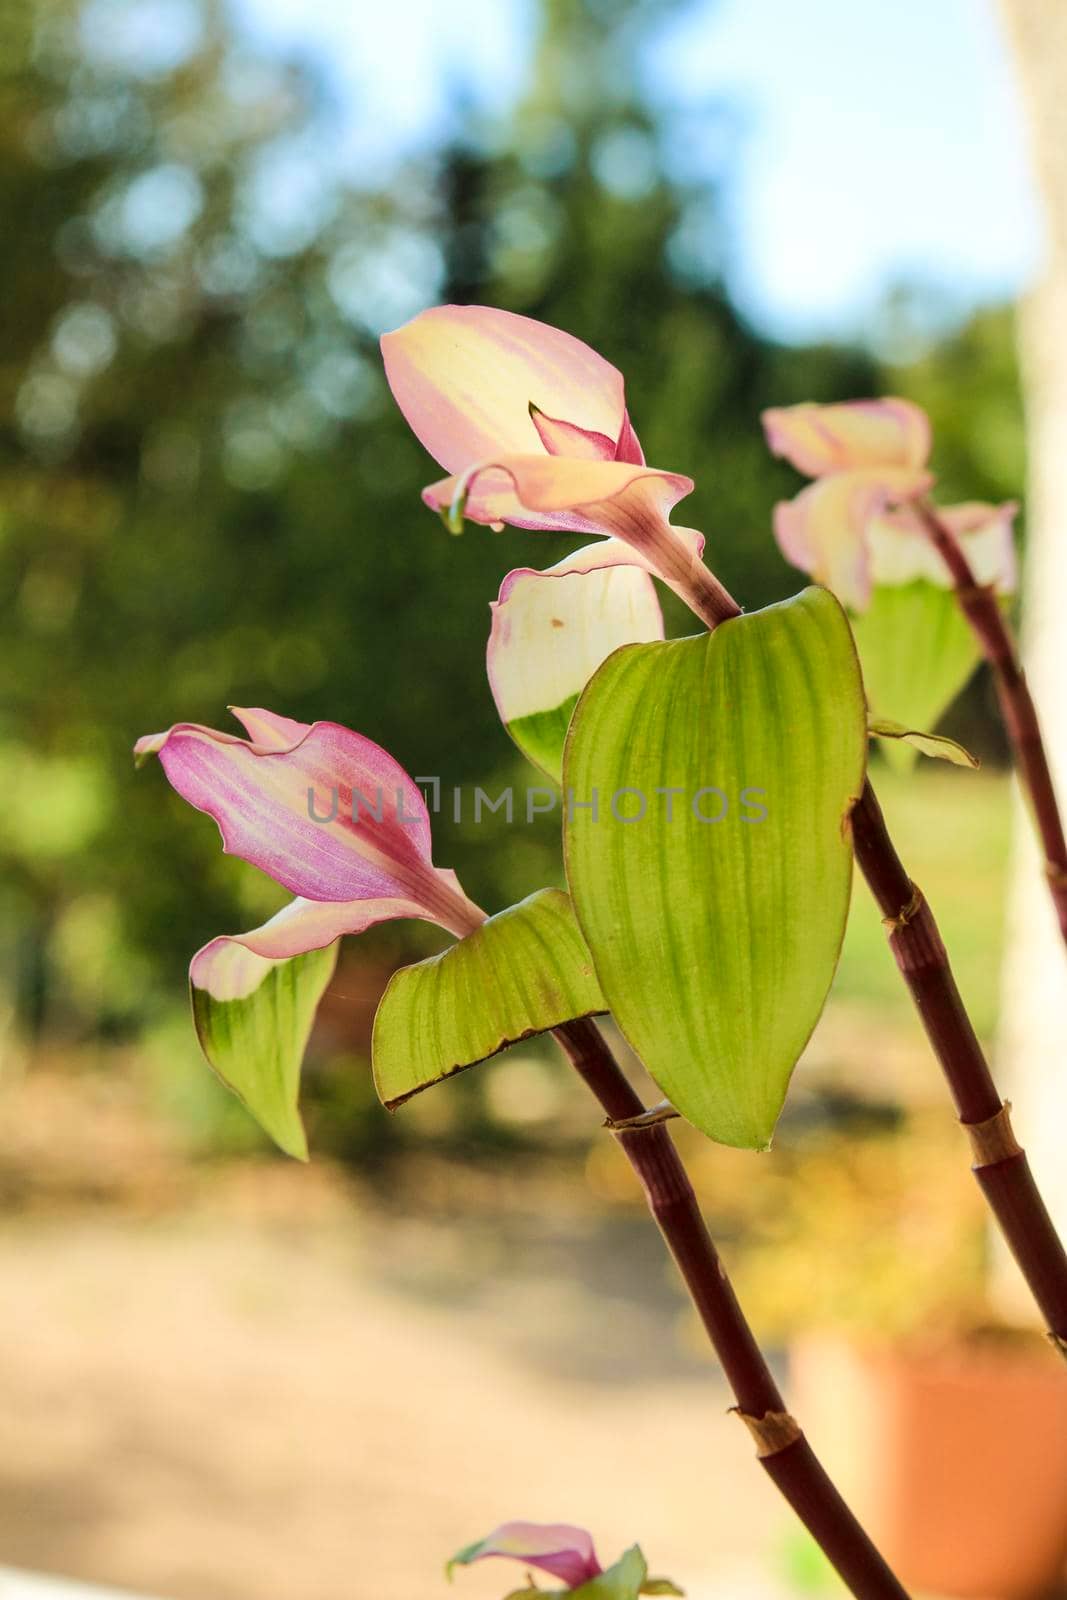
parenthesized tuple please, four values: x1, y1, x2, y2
(662, 545, 1067, 1347)
(912, 497, 1067, 944)
(850, 779, 1067, 1343)
(552, 1017, 913, 1600)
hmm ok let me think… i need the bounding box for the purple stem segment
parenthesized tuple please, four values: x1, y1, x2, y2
(913, 497, 1067, 945)
(850, 779, 1067, 1343)
(553, 1017, 912, 1600)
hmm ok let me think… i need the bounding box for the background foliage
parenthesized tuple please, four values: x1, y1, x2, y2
(0, 0, 1024, 1150)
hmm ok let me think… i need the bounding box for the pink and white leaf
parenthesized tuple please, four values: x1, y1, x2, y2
(869, 500, 1018, 594)
(381, 304, 638, 473)
(448, 1521, 602, 1589)
(423, 454, 698, 584)
(773, 467, 934, 610)
(489, 547, 664, 781)
(136, 711, 482, 936)
(762, 398, 931, 477)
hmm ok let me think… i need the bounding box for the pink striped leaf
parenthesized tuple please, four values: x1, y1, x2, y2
(136, 709, 480, 935)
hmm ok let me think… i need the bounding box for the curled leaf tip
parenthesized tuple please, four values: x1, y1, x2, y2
(445, 1525, 682, 1596)
(447, 1522, 602, 1591)
(443, 484, 469, 535)
(868, 717, 979, 769)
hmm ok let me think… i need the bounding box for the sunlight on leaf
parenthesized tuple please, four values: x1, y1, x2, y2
(373, 889, 605, 1108)
(565, 587, 867, 1150)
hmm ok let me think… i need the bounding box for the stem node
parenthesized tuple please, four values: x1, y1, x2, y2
(551, 1017, 912, 1599)
(733, 1408, 804, 1459)
(853, 778, 1067, 1340)
(963, 1102, 1023, 1169)
(880, 884, 923, 931)
(604, 1099, 679, 1131)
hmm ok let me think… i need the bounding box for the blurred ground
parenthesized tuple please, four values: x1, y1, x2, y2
(0, 1573, 152, 1600)
(0, 764, 1014, 1600)
(0, 1151, 786, 1600)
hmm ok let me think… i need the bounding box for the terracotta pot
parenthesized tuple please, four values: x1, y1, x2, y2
(791, 1332, 1067, 1599)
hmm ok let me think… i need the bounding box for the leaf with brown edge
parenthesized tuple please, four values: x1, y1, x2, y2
(372, 889, 605, 1109)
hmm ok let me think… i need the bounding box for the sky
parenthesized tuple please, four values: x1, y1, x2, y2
(230, 0, 1042, 345)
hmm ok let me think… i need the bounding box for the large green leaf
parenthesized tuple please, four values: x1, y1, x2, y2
(564, 586, 867, 1150)
(372, 888, 605, 1108)
(850, 581, 981, 772)
(191, 942, 338, 1161)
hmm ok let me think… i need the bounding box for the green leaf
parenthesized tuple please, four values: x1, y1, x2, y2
(640, 1582, 684, 1597)
(446, 1538, 491, 1579)
(868, 717, 979, 768)
(372, 888, 605, 1109)
(564, 587, 867, 1150)
(508, 693, 578, 785)
(190, 942, 338, 1161)
(570, 1547, 649, 1600)
(849, 581, 982, 772)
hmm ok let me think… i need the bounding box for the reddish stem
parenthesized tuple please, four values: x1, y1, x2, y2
(850, 779, 1067, 1343)
(670, 544, 1067, 1348)
(553, 1018, 913, 1600)
(913, 497, 1067, 945)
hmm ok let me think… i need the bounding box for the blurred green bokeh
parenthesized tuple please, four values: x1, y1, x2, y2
(0, 0, 1025, 1155)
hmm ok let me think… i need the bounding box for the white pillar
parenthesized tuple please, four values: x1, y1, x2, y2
(997, 0, 1067, 1298)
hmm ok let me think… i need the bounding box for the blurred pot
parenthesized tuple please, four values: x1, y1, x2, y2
(791, 1332, 1067, 1599)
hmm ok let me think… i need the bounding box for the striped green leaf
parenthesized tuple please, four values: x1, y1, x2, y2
(191, 942, 338, 1160)
(564, 586, 867, 1150)
(850, 581, 982, 772)
(372, 888, 605, 1108)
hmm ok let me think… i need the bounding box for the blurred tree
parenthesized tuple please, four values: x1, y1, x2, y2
(0, 0, 1024, 1077)
(439, 0, 884, 621)
(0, 0, 538, 1036)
